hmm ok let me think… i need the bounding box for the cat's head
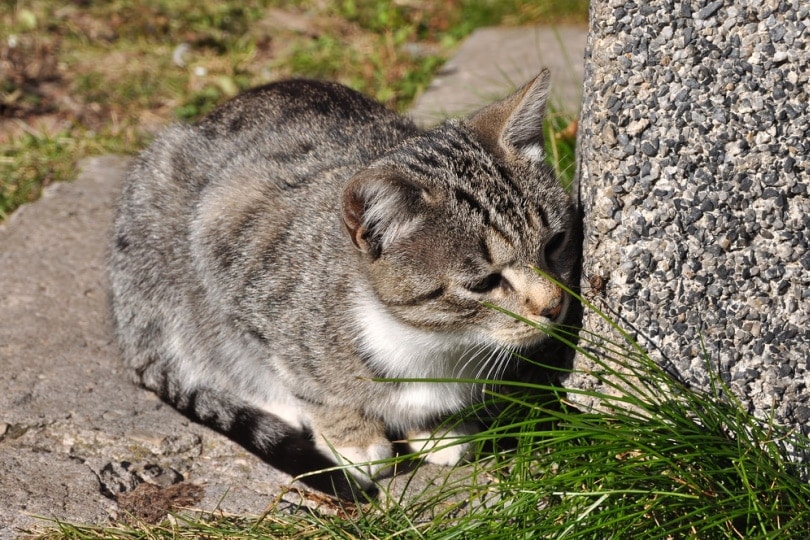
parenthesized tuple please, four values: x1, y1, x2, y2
(342, 70, 577, 350)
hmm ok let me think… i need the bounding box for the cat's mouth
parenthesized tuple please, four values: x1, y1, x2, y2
(490, 295, 569, 348)
(495, 328, 552, 349)
(491, 322, 556, 348)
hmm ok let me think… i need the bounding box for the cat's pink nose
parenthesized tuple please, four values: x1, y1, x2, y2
(523, 285, 564, 321)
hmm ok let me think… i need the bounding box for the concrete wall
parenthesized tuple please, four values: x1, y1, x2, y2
(571, 0, 809, 433)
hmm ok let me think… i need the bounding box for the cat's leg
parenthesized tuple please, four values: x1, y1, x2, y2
(309, 408, 393, 486)
(405, 422, 478, 466)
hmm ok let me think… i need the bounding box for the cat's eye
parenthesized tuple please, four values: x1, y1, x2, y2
(466, 273, 503, 294)
(544, 232, 568, 260)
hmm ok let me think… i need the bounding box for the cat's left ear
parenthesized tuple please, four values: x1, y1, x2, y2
(342, 170, 424, 258)
(467, 69, 551, 164)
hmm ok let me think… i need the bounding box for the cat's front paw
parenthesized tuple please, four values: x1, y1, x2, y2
(407, 424, 476, 466)
(329, 442, 394, 486)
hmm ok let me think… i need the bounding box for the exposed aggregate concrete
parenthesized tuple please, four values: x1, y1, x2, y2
(572, 0, 809, 434)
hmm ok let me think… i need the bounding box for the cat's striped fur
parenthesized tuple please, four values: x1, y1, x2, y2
(109, 70, 576, 492)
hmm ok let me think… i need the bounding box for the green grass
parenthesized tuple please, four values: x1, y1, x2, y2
(0, 0, 588, 219)
(545, 108, 579, 193)
(31, 286, 810, 539)
(0, 129, 136, 221)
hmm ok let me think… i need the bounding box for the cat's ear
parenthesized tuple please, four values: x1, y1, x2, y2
(467, 69, 551, 164)
(342, 170, 424, 258)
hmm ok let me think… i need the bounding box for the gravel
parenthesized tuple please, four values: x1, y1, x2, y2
(571, 0, 809, 434)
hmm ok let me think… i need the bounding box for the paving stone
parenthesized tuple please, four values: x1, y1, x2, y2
(409, 25, 587, 125)
(0, 157, 301, 537)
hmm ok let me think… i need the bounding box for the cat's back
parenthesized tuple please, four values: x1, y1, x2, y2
(113, 79, 419, 274)
(199, 79, 410, 141)
(125, 79, 419, 203)
(194, 80, 419, 184)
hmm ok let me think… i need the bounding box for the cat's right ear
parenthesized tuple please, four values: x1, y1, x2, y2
(467, 69, 552, 164)
(342, 171, 424, 258)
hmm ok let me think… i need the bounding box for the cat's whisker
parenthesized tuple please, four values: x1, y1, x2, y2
(475, 345, 508, 400)
(453, 339, 492, 382)
(471, 346, 512, 419)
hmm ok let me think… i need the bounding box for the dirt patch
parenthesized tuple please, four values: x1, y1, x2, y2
(0, 34, 61, 118)
(97, 460, 205, 524)
(117, 482, 205, 525)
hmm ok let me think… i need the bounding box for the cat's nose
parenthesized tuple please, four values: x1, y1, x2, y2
(524, 285, 565, 321)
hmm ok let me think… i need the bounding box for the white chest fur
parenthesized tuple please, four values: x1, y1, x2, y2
(352, 291, 497, 429)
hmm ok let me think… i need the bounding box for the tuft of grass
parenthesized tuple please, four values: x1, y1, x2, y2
(544, 110, 579, 193)
(471, 303, 810, 538)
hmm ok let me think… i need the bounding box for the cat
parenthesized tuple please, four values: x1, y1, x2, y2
(108, 69, 577, 491)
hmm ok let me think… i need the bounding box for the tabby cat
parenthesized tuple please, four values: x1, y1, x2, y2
(109, 69, 576, 489)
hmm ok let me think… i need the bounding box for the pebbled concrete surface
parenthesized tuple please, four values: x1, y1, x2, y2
(0, 27, 587, 538)
(570, 0, 809, 435)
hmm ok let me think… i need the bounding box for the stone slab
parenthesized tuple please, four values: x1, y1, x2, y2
(409, 25, 587, 126)
(0, 156, 297, 537)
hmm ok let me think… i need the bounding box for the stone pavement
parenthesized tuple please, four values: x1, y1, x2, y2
(0, 26, 587, 538)
(410, 25, 586, 125)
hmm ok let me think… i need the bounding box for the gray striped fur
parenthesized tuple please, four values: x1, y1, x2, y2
(109, 72, 576, 489)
